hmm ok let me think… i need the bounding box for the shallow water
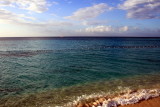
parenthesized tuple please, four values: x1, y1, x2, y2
(0, 37, 160, 107)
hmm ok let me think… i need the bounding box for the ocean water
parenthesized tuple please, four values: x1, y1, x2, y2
(0, 37, 160, 107)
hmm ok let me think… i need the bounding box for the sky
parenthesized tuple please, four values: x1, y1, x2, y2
(0, 0, 160, 37)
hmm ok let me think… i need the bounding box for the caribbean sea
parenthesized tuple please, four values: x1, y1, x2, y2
(0, 37, 160, 107)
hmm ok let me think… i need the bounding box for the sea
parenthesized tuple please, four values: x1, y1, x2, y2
(0, 37, 160, 107)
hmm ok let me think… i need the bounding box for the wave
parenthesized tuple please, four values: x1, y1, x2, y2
(62, 88, 160, 107)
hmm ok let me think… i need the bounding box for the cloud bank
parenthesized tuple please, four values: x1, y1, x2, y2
(84, 25, 130, 33)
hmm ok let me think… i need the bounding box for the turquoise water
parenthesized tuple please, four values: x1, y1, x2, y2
(0, 37, 160, 107)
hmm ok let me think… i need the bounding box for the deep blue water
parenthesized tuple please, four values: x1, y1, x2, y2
(0, 37, 160, 106)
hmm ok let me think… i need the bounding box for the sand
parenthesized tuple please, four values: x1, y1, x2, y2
(119, 97, 160, 107)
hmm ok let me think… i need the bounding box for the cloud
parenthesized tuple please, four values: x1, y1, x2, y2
(75, 25, 160, 37)
(119, 26, 129, 32)
(23, 21, 73, 27)
(0, 8, 74, 37)
(85, 25, 113, 32)
(0, 8, 73, 28)
(0, 0, 54, 13)
(0, 9, 35, 23)
(119, 0, 160, 19)
(84, 25, 130, 33)
(65, 3, 113, 21)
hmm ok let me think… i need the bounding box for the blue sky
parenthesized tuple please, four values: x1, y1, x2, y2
(0, 0, 160, 37)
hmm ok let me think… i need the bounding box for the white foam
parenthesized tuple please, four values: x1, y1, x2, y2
(60, 89, 160, 107)
(101, 89, 160, 107)
(63, 92, 106, 107)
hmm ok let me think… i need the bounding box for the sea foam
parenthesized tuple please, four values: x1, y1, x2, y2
(102, 89, 160, 107)
(60, 89, 160, 107)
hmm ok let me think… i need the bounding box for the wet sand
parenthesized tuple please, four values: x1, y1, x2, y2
(119, 97, 160, 107)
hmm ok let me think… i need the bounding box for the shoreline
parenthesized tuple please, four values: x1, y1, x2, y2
(119, 97, 160, 107)
(0, 88, 160, 107)
(71, 89, 160, 107)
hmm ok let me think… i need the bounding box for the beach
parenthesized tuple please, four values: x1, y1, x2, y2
(75, 97, 160, 107)
(119, 97, 160, 107)
(73, 89, 160, 107)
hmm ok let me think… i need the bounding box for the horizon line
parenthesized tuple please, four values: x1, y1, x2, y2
(0, 36, 160, 38)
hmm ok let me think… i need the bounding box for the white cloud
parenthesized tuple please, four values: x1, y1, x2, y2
(0, 8, 73, 28)
(119, 26, 129, 32)
(25, 21, 73, 27)
(0, 8, 74, 37)
(0, 9, 35, 23)
(75, 25, 160, 37)
(65, 3, 113, 21)
(85, 25, 113, 32)
(0, 0, 54, 13)
(119, 0, 160, 19)
(84, 25, 130, 33)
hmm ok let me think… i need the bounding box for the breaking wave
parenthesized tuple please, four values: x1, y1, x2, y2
(62, 88, 160, 107)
